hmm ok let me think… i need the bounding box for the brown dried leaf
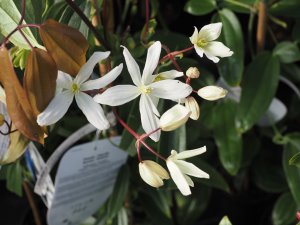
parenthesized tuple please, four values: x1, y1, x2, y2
(0, 46, 44, 144)
(24, 48, 57, 116)
(39, 19, 89, 76)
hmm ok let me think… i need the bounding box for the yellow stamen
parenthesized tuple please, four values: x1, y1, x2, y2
(139, 86, 153, 94)
(153, 74, 165, 82)
(71, 83, 79, 93)
(197, 38, 207, 47)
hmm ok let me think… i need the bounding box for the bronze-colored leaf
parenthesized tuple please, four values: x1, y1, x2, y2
(24, 48, 57, 116)
(0, 46, 44, 144)
(39, 19, 89, 76)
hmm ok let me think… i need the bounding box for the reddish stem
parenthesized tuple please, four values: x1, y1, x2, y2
(18, 29, 34, 49)
(142, 0, 150, 40)
(160, 45, 194, 63)
(161, 45, 183, 72)
(19, 0, 26, 25)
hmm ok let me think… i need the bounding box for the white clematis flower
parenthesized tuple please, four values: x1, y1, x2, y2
(139, 160, 170, 188)
(166, 147, 209, 196)
(37, 52, 123, 130)
(94, 41, 192, 141)
(190, 23, 233, 63)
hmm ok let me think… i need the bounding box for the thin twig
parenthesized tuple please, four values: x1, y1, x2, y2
(65, 0, 109, 49)
(23, 182, 43, 225)
(256, 0, 267, 52)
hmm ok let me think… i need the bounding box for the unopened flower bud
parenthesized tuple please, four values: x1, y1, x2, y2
(186, 67, 200, 79)
(139, 160, 170, 188)
(185, 97, 200, 120)
(0, 114, 4, 126)
(160, 104, 191, 131)
(197, 86, 227, 101)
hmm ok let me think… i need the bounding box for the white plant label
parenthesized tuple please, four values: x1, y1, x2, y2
(47, 136, 127, 225)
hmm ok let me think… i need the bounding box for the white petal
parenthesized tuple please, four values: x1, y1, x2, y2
(203, 41, 233, 61)
(148, 96, 160, 117)
(139, 94, 160, 142)
(198, 86, 227, 101)
(159, 104, 191, 131)
(80, 63, 123, 91)
(142, 41, 161, 85)
(184, 174, 194, 187)
(75, 92, 109, 130)
(155, 70, 184, 80)
(175, 160, 209, 179)
(94, 85, 140, 106)
(143, 160, 170, 179)
(74, 51, 110, 84)
(194, 45, 204, 57)
(149, 80, 192, 100)
(175, 146, 207, 159)
(56, 71, 73, 89)
(37, 90, 73, 126)
(166, 160, 191, 196)
(189, 26, 198, 44)
(139, 162, 164, 187)
(122, 46, 142, 86)
(199, 23, 222, 41)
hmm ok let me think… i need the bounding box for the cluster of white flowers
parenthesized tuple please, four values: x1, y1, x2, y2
(37, 23, 232, 196)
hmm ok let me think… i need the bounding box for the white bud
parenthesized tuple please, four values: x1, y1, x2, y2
(185, 97, 200, 120)
(139, 160, 170, 188)
(197, 86, 227, 101)
(186, 67, 200, 79)
(160, 104, 191, 131)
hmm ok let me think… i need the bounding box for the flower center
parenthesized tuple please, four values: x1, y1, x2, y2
(197, 38, 207, 47)
(71, 83, 80, 93)
(139, 85, 153, 94)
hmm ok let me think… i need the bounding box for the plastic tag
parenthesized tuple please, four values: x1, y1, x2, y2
(47, 136, 127, 225)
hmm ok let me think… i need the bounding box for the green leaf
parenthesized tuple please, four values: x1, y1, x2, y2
(212, 9, 244, 86)
(272, 192, 297, 225)
(270, 0, 300, 18)
(6, 160, 23, 196)
(219, 216, 232, 225)
(184, 0, 216, 16)
(237, 52, 280, 132)
(273, 41, 300, 64)
(0, 0, 42, 49)
(176, 186, 211, 225)
(190, 158, 230, 192)
(289, 152, 300, 168)
(139, 189, 173, 225)
(283, 133, 300, 208)
(220, 0, 256, 14)
(107, 165, 130, 219)
(213, 100, 242, 175)
(117, 208, 128, 225)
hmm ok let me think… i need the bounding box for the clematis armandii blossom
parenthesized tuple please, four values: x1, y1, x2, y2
(190, 23, 233, 63)
(94, 41, 192, 141)
(37, 52, 123, 130)
(166, 147, 209, 196)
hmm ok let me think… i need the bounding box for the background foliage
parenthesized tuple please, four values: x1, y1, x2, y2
(1, 0, 300, 225)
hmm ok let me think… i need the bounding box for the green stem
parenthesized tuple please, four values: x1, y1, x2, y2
(224, 0, 257, 13)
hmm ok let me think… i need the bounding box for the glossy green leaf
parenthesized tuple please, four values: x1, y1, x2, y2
(220, 0, 256, 14)
(273, 41, 300, 64)
(213, 9, 244, 86)
(107, 165, 130, 219)
(0, 0, 42, 49)
(117, 208, 128, 225)
(219, 216, 232, 225)
(283, 133, 300, 208)
(237, 52, 280, 132)
(6, 160, 23, 196)
(272, 192, 297, 225)
(190, 158, 230, 192)
(269, 0, 300, 18)
(184, 0, 216, 16)
(289, 152, 300, 168)
(139, 189, 173, 225)
(176, 186, 211, 225)
(213, 100, 242, 175)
